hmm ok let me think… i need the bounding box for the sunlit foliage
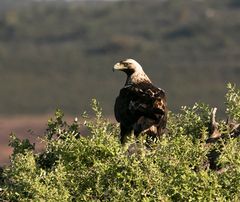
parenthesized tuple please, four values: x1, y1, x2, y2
(0, 85, 240, 201)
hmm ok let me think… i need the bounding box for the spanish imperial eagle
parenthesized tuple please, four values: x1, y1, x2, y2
(113, 59, 167, 144)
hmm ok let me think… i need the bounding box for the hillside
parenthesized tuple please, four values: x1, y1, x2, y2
(0, 0, 239, 115)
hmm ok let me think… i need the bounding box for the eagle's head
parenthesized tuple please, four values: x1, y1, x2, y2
(113, 59, 143, 75)
(113, 58, 151, 85)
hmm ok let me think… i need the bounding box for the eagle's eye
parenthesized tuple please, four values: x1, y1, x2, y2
(123, 62, 130, 66)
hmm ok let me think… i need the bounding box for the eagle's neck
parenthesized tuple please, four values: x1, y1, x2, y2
(125, 70, 151, 86)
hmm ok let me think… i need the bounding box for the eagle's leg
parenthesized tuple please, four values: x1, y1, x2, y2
(133, 125, 142, 138)
(120, 124, 132, 144)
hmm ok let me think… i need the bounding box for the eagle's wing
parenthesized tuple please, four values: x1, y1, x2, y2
(127, 83, 167, 121)
(114, 85, 136, 124)
(114, 82, 167, 127)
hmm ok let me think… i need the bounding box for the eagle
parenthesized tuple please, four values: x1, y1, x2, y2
(113, 59, 167, 144)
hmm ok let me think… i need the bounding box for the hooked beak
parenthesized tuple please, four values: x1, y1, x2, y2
(113, 62, 127, 72)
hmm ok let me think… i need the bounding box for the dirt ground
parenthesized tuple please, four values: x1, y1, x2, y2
(0, 115, 50, 165)
(0, 115, 82, 166)
(0, 114, 116, 166)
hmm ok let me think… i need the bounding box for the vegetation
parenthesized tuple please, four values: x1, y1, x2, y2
(0, 84, 239, 201)
(0, 0, 240, 115)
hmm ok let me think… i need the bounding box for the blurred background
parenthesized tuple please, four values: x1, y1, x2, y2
(0, 0, 240, 164)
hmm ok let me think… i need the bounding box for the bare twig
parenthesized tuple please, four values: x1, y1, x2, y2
(207, 108, 221, 143)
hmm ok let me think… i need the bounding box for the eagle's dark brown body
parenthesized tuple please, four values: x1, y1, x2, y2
(113, 59, 167, 143)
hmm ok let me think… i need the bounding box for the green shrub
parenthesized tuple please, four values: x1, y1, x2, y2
(1, 85, 240, 201)
(226, 83, 240, 122)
